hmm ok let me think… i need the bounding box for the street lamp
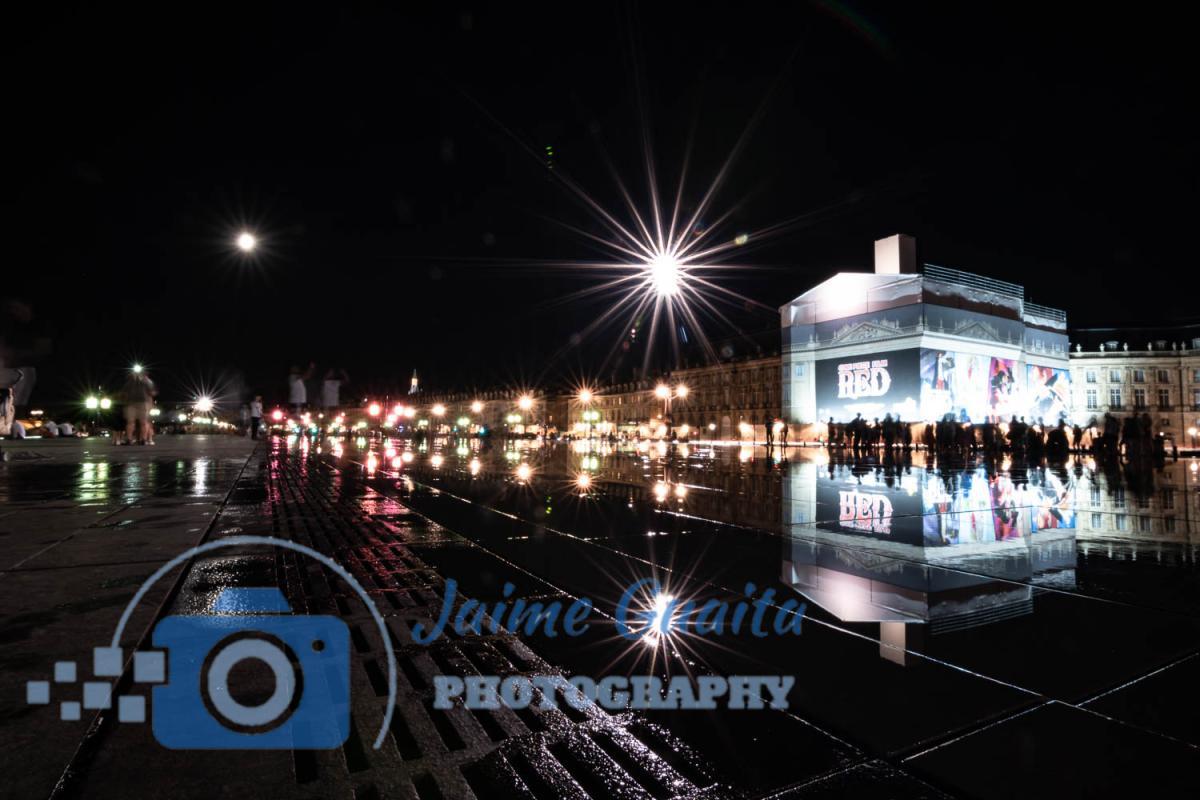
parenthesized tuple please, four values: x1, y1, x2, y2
(195, 396, 214, 413)
(579, 388, 594, 404)
(236, 231, 257, 253)
(652, 383, 688, 437)
(131, 363, 143, 374)
(471, 400, 483, 413)
(518, 395, 534, 411)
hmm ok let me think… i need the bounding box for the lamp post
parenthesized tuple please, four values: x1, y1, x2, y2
(517, 394, 535, 436)
(578, 388, 595, 438)
(653, 383, 688, 439)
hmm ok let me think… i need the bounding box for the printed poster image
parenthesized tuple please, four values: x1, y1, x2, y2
(989, 358, 1019, 417)
(1027, 364, 1071, 422)
(920, 350, 990, 422)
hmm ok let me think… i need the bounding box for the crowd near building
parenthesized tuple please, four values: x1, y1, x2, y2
(416, 235, 1200, 451)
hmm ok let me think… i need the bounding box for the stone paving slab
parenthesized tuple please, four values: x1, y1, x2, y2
(0, 435, 258, 799)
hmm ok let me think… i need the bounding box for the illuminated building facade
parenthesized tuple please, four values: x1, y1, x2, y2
(780, 235, 1071, 436)
(1068, 324, 1200, 450)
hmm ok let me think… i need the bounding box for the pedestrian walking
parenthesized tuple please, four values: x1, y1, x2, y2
(250, 395, 264, 440)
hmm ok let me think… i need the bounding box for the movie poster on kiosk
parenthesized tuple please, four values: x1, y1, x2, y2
(920, 350, 990, 422)
(1026, 364, 1071, 422)
(815, 347, 920, 422)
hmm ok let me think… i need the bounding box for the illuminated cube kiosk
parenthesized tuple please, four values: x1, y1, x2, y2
(780, 234, 1071, 430)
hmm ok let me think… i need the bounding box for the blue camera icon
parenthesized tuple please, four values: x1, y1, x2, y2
(152, 587, 350, 749)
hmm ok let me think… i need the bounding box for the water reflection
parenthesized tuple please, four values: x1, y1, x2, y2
(317, 433, 1200, 628)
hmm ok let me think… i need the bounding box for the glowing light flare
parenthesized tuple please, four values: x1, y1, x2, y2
(131, 363, 143, 374)
(471, 401, 483, 413)
(99, 398, 112, 410)
(469, 458, 481, 476)
(641, 592, 679, 648)
(655, 384, 671, 400)
(367, 402, 381, 417)
(575, 473, 592, 490)
(646, 252, 682, 297)
(516, 463, 533, 482)
(194, 396, 214, 413)
(517, 395, 534, 411)
(85, 396, 99, 410)
(272, 409, 284, 422)
(431, 454, 444, 468)
(432, 404, 446, 417)
(401, 451, 414, 464)
(236, 231, 257, 252)
(578, 388, 594, 404)
(653, 481, 670, 502)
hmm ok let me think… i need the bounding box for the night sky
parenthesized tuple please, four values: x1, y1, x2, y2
(5, 3, 1196, 407)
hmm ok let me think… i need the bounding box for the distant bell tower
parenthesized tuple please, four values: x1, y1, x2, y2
(409, 370, 419, 395)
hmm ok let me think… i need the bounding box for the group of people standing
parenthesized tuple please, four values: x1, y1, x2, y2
(287, 364, 349, 413)
(1091, 411, 1167, 461)
(826, 409, 1169, 465)
(827, 413, 914, 451)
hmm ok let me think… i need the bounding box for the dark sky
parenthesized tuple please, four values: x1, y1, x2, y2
(4, 2, 1196, 406)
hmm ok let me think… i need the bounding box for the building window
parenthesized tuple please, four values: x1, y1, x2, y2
(1133, 369, 1146, 383)
(1163, 489, 1175, 510)
(1109, 388, 1122, 408)
(1091, 513, 1103, 529)
(1194, 388, 1200, 409)
(1134, 388, 1147, 409)
(1086, 389, 1098, 410)
(1109, 369, 1122, 383)
(1158, 388, 1170, 408)
(1086, 370, 1097, 384)
(1157, 369, 1170, 383)
(794, 364, 805, 378)
(1165, 517, 1176, 533)
(1139, 516, 1152, 533)
(1115, 514, 1128, 531)
(1193, 369, 1200, 382)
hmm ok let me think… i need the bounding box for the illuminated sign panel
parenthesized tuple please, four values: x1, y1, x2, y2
(815, 348, 921, 422)
(816, 346, 1070, 423)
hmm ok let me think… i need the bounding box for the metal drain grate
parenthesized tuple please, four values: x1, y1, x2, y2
(261, 438, 727, 799)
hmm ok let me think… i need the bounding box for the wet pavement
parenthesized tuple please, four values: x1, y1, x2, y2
(4, 433, 1199, 798)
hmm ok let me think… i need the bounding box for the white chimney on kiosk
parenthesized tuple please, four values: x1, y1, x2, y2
(874, 234, 916, 275)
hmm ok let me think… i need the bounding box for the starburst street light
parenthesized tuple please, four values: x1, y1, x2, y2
(236, 231, 257, 252)
(647, 252, 682, 297)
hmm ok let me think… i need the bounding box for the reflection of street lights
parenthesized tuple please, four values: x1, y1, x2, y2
(1189, 426, 1197, 449)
